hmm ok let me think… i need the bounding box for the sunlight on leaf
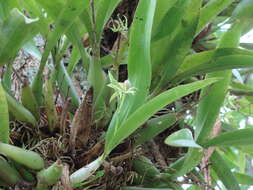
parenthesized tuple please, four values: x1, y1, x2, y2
(165, 129, 202, 148)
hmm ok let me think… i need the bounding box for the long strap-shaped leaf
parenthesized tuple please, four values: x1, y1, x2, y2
(133, 113, 177, 146)
(170, 19, 245, 179)
(105, 78, 219, 154)
(202, 128, 253, 147)
(231, 0, 253, 21)
(0, 9, 38, 66)
(151, 0, 201, 94)
(53, 61, 81, 109)
(195, 21, 244, 143)
(0, 83, 9, 143)
(126, 0, 156, 113)
(175, 48, 253, 78)
(210, 151, 240, 190)
(66, 24, 90, 71)
(171, 148, 203, 179)
(152, 0, 188, 41)
(173, 54, 253, 83)
(0, 0, 18, 20)
(233, 172, 253, 185)
(196, 0, 234, 34)
(21, 0, 50, 35)
(33, 0, 90, 70)
(32, 0, 88, 104)
(35, 0, 88, 74)
(105, 0, 157, 148)
(95, 0, 122, 42)
(151, 0, 177, 34)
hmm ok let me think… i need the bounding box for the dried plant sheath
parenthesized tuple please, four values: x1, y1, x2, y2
(70, 88, 93, 148)
(43, 77, 58, 132)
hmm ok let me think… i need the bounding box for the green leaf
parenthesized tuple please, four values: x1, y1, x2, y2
(0, 83, 9, 143)
(21, 81, 40, 120)
(240, 42, 253, 50)
(22, 0, 51, 33)
(174, 47, 253, 82)
(0, 8, 38, 66)
(34, 0, 63, 18)
(2, 64, 12, 93)
(151, 0, 201, 93)
(174, 54, 253, 83)
(152, 0, 188, 41)
(37, 161, 63, 186)
(66, 23, 90, 71)
(238, 152, 246, 173)
(170, 148, 203, 179)
(210, 151, 240, 190)
(202, 128, 253, 147)
(152, 0, 177, 34)
(194, 21, 244, 144)
(105, 0, 157, 146)
(54, 62, 81, 109)
(230, 81, 253, 102)
(35, 0, 90, 71)
(134, 113, 177, 146)
(0, 142, 44, 170)
(165, 129, 202, 148)
(67, 46, 80, 75)
(32, 0, 88, 104)
(0, 0, 19, 20)
(231, 0, 253, 21)
(43, 77, 58, 132)
(132, 156, 160, 177)
(5, 91, 37, 126)
(23, 39, 42, 60)
(125, 0, 156, 112)
(0, 159, 21, 187)
(197, 0, 234, 34)
(239, 145, 253, 158)
(95, 0, 122, 42)
(187, 185, 202, 190)
(233, 172, 253, 185)
(12, 161, 35, 182)
(165, 157, 185, 175)
(105, 78, 219, 154)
